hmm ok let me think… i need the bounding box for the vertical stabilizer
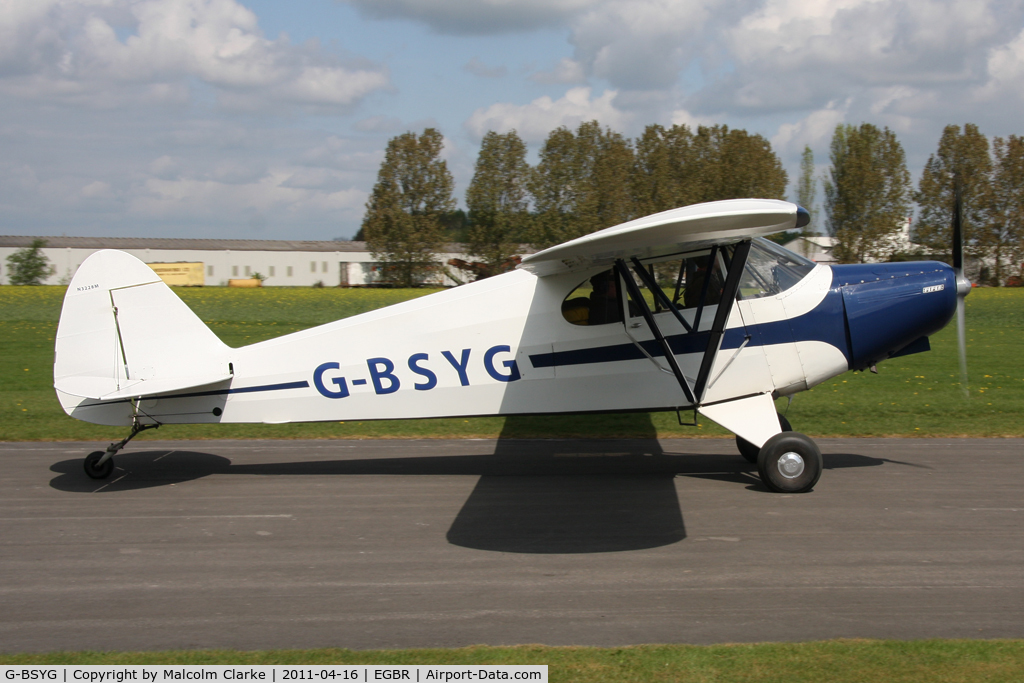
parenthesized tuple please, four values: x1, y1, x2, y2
(55, 250, 232, 412)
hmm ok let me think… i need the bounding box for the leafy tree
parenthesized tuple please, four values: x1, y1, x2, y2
(797, 146, 817, 224)
(988, 135, 1024, 285)
(824, 123, 912, 263)
(6, 239, 55, 285)
(913, 124, 993, 265)
(576, 120, 636, 230)
(789, 145, 818, 256)
(440, 209, 470, 243)
(632, 124, 701, 216)
(466, 130, 530, 274)
(528, 126, 578, 246)
(702, 125, 788, 201)
(529, 121, 635, 247)
(361, 128, 455, 287)
(632, 124, 787, 219)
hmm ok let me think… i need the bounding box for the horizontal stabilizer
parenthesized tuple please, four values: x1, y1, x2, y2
(56, 373, 233, 401)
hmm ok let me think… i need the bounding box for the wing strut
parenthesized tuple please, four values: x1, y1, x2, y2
(614, 239, 752, 408)
(693, 239, 751, 402)
(629, 257, 693, 333)
(614, 260, 697, 405)
(691, 244, 719, 332)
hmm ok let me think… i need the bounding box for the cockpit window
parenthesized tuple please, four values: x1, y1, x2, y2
(561, 239, 813, 325)
(561, 270, 624, 326)
(561, 249, 729, 326)
(738, 238, 815, 299)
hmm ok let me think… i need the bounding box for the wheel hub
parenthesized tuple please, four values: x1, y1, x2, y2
(777, 452, 805, 479)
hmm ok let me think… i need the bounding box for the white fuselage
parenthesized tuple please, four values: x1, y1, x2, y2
(58, 261, 847, 429)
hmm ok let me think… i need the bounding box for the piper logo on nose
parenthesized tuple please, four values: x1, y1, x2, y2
(922, 284, 944, 294)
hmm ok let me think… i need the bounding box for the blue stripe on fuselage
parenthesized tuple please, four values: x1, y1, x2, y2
(528, 287, 850, 370)
(85, 379, 312, 406)
(528, 262, 956, 372)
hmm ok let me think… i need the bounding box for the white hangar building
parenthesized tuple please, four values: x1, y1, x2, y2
(0, 236, 472, 287)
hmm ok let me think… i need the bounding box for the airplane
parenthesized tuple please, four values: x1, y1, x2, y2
(53, 198, 970, 493)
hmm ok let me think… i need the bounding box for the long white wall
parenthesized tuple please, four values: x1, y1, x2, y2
(0, 246, 473, 287)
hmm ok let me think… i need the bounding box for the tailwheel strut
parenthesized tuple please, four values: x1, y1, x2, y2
(83, 421, 160, 480)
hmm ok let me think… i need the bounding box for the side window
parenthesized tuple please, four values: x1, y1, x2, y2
(627, 251, 726, 318)
(561, 251, 730, 326)
(562, 270, 624, 326)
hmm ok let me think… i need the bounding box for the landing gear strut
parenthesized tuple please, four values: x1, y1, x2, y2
(83, 421, 160, 479)
(737, 412, 791, 463)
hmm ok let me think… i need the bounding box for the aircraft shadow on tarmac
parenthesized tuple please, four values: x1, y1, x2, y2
(48, 415, 901, 554)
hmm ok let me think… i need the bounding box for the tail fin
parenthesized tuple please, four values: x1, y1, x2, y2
(55, 250, 232, 410)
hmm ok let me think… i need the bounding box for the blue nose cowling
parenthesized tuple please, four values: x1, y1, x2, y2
(833, 262, 958, 371)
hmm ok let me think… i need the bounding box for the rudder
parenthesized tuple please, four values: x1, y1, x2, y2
(55, 250, 232, 421)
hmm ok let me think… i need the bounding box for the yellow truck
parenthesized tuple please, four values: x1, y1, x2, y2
(147, 262, 204, 286)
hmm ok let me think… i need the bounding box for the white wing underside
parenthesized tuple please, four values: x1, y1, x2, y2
(520, 198, 801, 276)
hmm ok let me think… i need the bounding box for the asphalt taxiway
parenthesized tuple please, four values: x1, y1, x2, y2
(1, 437, 1021, 653)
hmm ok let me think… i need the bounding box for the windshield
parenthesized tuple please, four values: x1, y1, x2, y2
(738, 238, 815, 299)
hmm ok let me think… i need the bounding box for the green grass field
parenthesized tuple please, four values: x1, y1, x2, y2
(3, 640, 1024, 682)
(4, 288, 1023, 673)
(2, 285, 1022, 442)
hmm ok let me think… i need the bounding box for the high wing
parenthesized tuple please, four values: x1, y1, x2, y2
(520, 198, 809, 276)
(520, 199, 810, 445)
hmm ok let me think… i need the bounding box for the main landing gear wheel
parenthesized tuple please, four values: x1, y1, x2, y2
(756, 432, 822, 493)
(736, 413, 792, 463)
(84, 451, 114, 479)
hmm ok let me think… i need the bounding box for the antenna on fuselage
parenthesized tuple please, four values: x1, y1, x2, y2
(952, 173, 970, 399)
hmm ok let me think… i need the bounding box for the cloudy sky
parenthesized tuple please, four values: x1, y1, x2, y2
(3, 0, 1023, 240)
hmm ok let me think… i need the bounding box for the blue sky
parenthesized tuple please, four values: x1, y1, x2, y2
(2, 0, 1023, 240)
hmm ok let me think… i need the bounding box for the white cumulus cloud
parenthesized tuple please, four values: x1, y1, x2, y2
(705, 0, 1019, 113)
(771, 99, 850, 156)
(464, 86, 631, 141)
(0, 0, 391, 111)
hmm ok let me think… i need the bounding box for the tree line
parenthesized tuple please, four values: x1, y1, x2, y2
(361, 119, 1024, 288)
(7, 122, 1020, 288)
(822, 122, 1024, 284)
(359, 122, 788, 286)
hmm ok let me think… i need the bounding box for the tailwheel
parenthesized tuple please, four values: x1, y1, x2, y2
(84, 450, 115, 479)
(82, 421, 159, 480)
(736, 412, 792, 463)
(756, 431, 822, 493)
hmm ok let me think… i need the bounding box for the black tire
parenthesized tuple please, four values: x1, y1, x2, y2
(84, 450, 114, 479)
(736, 412, 793, 463)
(756, 432, 822, 493)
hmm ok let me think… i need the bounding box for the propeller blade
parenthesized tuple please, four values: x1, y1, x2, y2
(952, 172, 969, 398)
(956, 294, 969, 398)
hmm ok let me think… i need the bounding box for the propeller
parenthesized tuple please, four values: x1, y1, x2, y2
(952, 174, 971, 398)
